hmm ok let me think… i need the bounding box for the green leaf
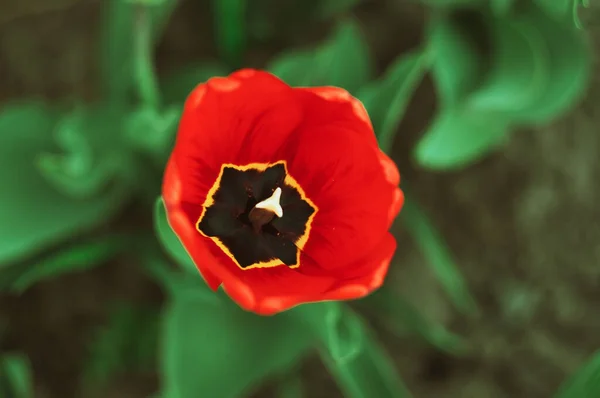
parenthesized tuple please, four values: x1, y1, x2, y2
(99, 0, 179, 104)
(466, 17, 551, 116)
(293, 302, 363, 364)
(160, 62, 229, 105)
(317, 312, 412, 398)
(7, 235, 127, 293)
(464, 4, 590, 125)
(137, 246, 217, 302)
(212, 0, 246, 68)
(83, 303, 161, 388)
(574, 0, 591, 29)
(400, 193, 479, 316)
(534, 0, 571, 20)
(426, 13, 486, 107)
(414, 108, 510, 170)
(554, 350, 600, 398)
(161, 293, 312, 398)
(310, 19, 373, 92)
(267, 50, 318, 87)
(154, 198, 197, 274)
(148, 200, 215, 300)
(358, 49, 430, 152)
(0, 103, 128, 266)
(508, 3, 591, 123)
(292, 302, 411, 397)
(124, 106, 180, 164)
(490, 0, 518, 15)
(268, 19, 373, 93)
(0, 354, 33, 398)
(37, 106, 134, 199)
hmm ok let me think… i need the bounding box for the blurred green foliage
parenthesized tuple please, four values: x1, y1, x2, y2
(0, 354, 33, 398)
(84, 303, 161, 388)
(555, 350, 600, 398)
(162, 293, 312, 398)
(268, 19, 373, 93)
(0, 0, 595, 397)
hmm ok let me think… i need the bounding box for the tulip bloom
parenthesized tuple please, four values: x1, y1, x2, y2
(162, 69, 404, 315)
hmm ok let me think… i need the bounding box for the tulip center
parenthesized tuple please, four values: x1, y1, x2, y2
(196, 161, 317, 270)
(247, 187, 283, 233)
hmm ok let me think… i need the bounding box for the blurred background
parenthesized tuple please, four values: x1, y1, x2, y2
(0, 0, 598, 397)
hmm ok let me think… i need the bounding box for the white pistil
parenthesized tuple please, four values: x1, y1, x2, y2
(254, 187, 283, 218)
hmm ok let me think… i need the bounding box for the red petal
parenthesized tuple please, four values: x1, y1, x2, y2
(377, 151, 404, 226)
(378, 151, 400, 186)
(181, 219, 340, 314)
(232, 237, 396, 315)
(321, 232, 396, 301)
(222, 263, 338, 316)
(162, 158, 222, 290)
(293, 86, 376, 146)
(275, 87, 398, 272)
(171, 69, 303, 206)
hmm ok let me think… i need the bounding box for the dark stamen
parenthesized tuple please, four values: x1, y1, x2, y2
(248, 207, 276, 233)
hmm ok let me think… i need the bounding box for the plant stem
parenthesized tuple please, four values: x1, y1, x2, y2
(379, 49, 431, 154)
(213, 0, 246, 68)
(134, 5, 161, 109)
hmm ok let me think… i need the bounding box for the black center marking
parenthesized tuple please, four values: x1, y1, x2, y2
(197, 162, 316, 270)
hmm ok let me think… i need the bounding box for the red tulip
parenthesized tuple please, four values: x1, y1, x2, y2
(162, 69, 404, 315)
